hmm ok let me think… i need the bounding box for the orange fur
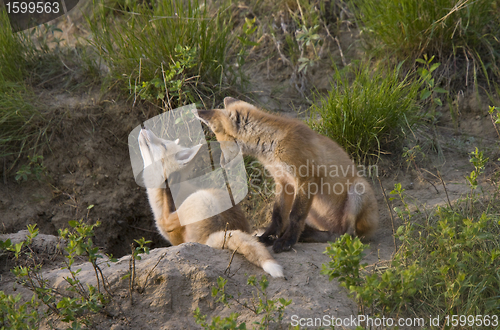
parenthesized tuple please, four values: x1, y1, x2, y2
(138, 129, 284, 277)
(196, 97, 379, 253)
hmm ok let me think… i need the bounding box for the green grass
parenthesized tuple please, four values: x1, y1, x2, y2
(308, 62, 421, 163)
(0, 10, 33, 82)
(0, 78, 50, 160)
(353, 0, 500, 63)
(0, 11, 36, 159)
(0, 11, 51, 162)
(86, 0, 236, 108)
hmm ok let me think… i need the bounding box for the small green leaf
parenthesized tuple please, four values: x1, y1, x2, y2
(420, 90, 431, 100)
(434, 87, 447, 94)
(430, 62, 441, 72)
(68, 220, 79, 228)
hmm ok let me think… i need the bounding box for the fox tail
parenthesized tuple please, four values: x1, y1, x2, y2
(206, 230, 284, 278)
(345, 177, 378, 239)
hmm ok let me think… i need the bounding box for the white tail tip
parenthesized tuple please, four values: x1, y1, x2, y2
(262, 260, 284, 278)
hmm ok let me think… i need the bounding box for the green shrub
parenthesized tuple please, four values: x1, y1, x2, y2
(86, 0, 235, 108)
(308, 61, 421, 163)
(353, 0, 500, 63)
(2, 220, 113, 328)
(0, 218, 159, 328)
(322, 152, 500, 318)
(194, 275, 293, 330)
(0, 291, 40, 330)
(324, 209, 500, 318)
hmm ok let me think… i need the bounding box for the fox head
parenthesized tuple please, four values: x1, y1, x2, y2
(138, 128, 203, 187)
(194, 97, 260, 143)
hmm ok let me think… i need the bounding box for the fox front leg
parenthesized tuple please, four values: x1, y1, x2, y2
(258, 180, 295, 245)
(258, 201, 283, 245)
(272, 187, 313, 253)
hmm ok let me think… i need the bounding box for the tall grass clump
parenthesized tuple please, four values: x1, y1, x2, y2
(0, 78, 47, 159)
(0, 10, 47, 161)
(0, 9, 34, 81)
(353, 0, 500, 64)
(86, 0, 235, 108)
(308, 62, 421, 163)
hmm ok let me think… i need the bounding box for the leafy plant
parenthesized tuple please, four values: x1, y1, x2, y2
(265, 0, 331, 95)
(124, 236, 152, 300)
(235, 16, 260, 82)
(58, 218, 109, 304)
(15, 155, 47, 182)
(321, 234, 366, 290)
(133, 45, 197, 105)
(296, 24, 321, 74)
(193, 309, 245, 330)
(466, 147, 488, 190)
(194, 275, 293, 330)
(0, 224, 39, 260)
(322, 161, 500, 318)
(2, 218, 114, 328)
(416, 55, 448, 108)
(0, 291, 40, 330)
(489, 105, 500, 138)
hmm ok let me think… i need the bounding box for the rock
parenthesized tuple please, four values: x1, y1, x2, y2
(39, 242, 359, 329)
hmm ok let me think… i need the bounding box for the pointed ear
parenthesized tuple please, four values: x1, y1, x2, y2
(174, 139, 179, 145)
(174, 144, 203, 166)
(194, 110, 213, 126)
(224, 97, 240, 108)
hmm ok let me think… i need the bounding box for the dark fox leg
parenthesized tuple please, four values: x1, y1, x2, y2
(258, 180, 294, 246)
(258, 202, 282, 246)
(298, 224, 339, 243)
(272, 188, 313, 253)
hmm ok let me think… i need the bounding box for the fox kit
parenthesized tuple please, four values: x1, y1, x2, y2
(138, 128, 284, 277)
(195, 97, 379, 253)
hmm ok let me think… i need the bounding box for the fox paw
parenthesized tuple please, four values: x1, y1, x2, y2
(258, 235, 276, 246)
(272, 237, 293, 253)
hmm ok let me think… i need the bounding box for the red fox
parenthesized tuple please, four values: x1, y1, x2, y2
(138, 128, 284, 277)
(195, 97, 379, 253)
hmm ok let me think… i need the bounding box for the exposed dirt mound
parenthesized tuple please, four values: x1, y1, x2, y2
(1, 232, 370, 329)
(0, 93, 167, 258)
